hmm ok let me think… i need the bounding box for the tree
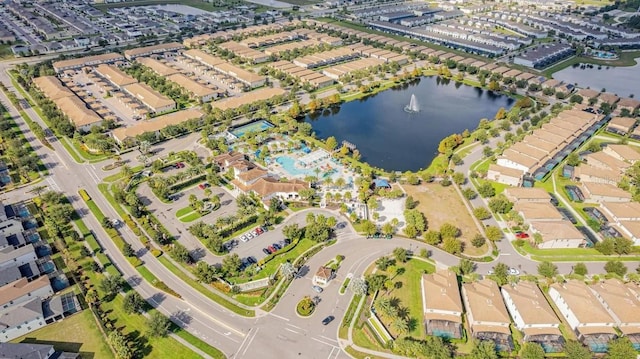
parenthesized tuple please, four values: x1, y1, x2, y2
(123, 292, 145, 314)
(122, 242, 135, 257)
(350, 277, 368, 296)
(169, 243, 190, 263)
(606, 337, 636, 359)
(376, 297, 396, 317)
(405, 195, 417, 210)
(473, 207, 491, 220)
(280, 262, 297, 280)
(485, 226, 503, 241)
(520, 342, 545, 359)
(283, 223, 304, 241)
(325, 136, 338, 151)
(376, 256, 394, 271)
(471, 234, 486, 248)
(493, 263, 509, 286)
(564, 340, 592, 359)
(360, 220, 377, 236)
(424, 230, 442, 245)
(443, 237, 462, 254)
(392, 317, 409, 334)
(459, 258, 475, 275)
(393, 247, 408, 263)
(605, 260, 628, 276)
(222, 253, 243, 276)
(452, 172, 465, 185)
(471, 340, 498, 359)
(488, 195, 513, 214)
(108, 331, 134, 359)
(439, 223, 459, 239)
(613, 237, 633, 255)
(573, 262, 588, 276)
(477, 182, 495, 198)
(566, 152, 581, 166)
(99, 275, 124, 295)
(538, 261, 558, 278)
(147, 312, 170, 337)
(365, 273, 388, 294)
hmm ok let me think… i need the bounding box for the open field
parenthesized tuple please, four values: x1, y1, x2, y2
(11, 310, 112, 359)
(403, 183, 487, 256)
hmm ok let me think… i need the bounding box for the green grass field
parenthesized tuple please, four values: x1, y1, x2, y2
(94, 0, 230, 12)
(11, 310, 112, 358)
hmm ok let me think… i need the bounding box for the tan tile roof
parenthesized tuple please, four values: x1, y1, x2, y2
(576, 326, 617, 336)
(585, 151, 630, 172)
(600, 201, 640, 219)
(315, 266, 332, 279)
(530, 221, 584, 241)
(510, 142, 548, 162)
(111, 108, 203, 143)
(502, 281, 560, 326)
(214, 62, 265, 84)
(608, 117, 637, 132)
(488, 164, 523, 179)
(618, 97, 640, 109)
(237, 168, 268, 183)
(95, 64, 137, 87)
(581, 182, 632, 200)
(503, 187, 551, 202)
(124, 42, 184, 59)
(589, 279, 640, 324)
(0, 276, 51, 307)
(574, 164, 621, 183)
(550, 280, 616, 325)
(248, 177, 308, 198)
(515, 202, 564, 221)
(577, 88, 600, 99)
(167, 73, 216, 98)
(52, 52, 124, 71)
(33, 76, 74, 100)
(214, 151, 245, 166)
(137, 57, 179, 76)
(522, 326, 562, 337)
(605, 144, 640, 162)
(183, 49, 226, 67)
(462, 279, 510, 324)
(422, 270, 463, 321)
(123, 82, 175, 111)
(598, 92, 620, 104)
(500, 149, 539, 169)
(53, 95, 103, 128)
(214, 88, 286, 112)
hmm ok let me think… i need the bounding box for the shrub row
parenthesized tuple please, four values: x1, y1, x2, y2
(153, 280, 182, 298)
(257, 237, 300, 267)
(79, 189, 91, 201)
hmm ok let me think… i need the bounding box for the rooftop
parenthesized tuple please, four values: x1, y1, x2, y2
(422, 270, 463, 321)
(501, 281, 560, 327)
(589, 279, 640, 324)
(462, 279, 510, 325)
(550, 280, 616, 324)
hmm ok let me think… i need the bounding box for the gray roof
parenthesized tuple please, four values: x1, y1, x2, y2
(0, 342, 54, 359)
(0, 265, 22, 286)
(0, 298, 43, 329)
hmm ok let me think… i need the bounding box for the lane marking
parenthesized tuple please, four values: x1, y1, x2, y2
(269, 313, 290, 321)
(241, 327, 259, 357)
(285, 323, 303, 330)
(284, 327, 299, 334)
(320, 335, 338, 343)
(312, 337, 337, 347)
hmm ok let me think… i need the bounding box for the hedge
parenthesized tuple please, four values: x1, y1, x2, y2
(257, 237, 300, 267)
(153, 280, 182, 298)
(96, 253, 111, 267)
(127, 257, 143, 267)
(79, 189, 91, 201)
(85, 234, 101, 254)
(151, 249, 163, 257)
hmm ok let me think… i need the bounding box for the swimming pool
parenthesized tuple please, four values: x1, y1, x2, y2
(276, 156, 313, 177)
(231, 120, 274, 138)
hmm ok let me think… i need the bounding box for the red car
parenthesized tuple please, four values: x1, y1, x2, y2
(515, 232, 530, 239)
(268, 245, 277, 253)
(198, 183, 210, 190)
(174, 162, 185, 169)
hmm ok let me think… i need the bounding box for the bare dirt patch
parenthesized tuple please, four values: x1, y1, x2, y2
(403, 182, 487, 256)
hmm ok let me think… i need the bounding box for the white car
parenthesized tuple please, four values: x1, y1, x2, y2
(240, 235, 249, 243)
(508, 268, 520, 275)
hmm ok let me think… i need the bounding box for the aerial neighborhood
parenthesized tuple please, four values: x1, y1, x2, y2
(0, 0, 640, 358)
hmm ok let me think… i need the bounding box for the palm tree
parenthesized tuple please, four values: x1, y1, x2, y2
(29, 185, 48, 198)
(392, 317, 409, 334)
(375, 297, 396, 318)
(211, 195, 221, 210)
(375, 256, 393, 271)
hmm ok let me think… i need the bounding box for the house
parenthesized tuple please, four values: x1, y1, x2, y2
(461, 279, 512, 351)
(0, 245, 38, 271)
(421, 270, 463, 339)
(549, 280, 618, 352)
(167, 73, 218, 103)
(0, 298, 46, 342)
(487, 164, 523, 187)
(617, 97, 640, 113)
(123, 42, 185, 60)
(599, 201, 640, 245)
(111, 108, 204, 145)
(94, 64, 137, 88)
(603, 144, 640, 164)
(313, 266, 333, 286)
(0, 276, 53, 309)
(0, 343, 79, 359)
(573, 164, 621, 186)
(52, 52, 125, 72)
(581, 182, 631, 203)
(213, 151, 247, 172)
(584, 151, 630, 173)
(122, 82, 176, 115)
(606, 117, 636, 135)
(515, 202, 564, 223)
(503, 187, 551, 203)
(528, 221, 585, 248)
(589, 279, 640, 348)
(577, 88, 600, 102)
(244, 178, 309, 204)
(598, 92, 620, 106)
(501, 282, 563, 352)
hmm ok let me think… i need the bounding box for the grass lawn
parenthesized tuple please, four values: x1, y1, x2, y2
(403, 183, 487, 256)
(175, 206, 193, 217)
(0, 44, 14, 59)
(94, 0, 231, 12)
(179, 211, 202, 223)
(543, 50, 640, 77)
(11, 310, 111, 358)
(372, 258, 435, 339)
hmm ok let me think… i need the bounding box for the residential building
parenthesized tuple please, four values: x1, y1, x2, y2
(0, 276, 53, 310)
(503, 187, 551, 203)
(136, 57, 179, 77)
(213, 88, 286, 112)
(583, 151, 630, 173)
(462, 280, 512, 350)
(606, 117, 637, 136)
(0, 342, 79, 359)
(94, 64, 137, 88)
(599, 202, 640, 245)
(603, 144, 640, 164)
(52, 52, 125, 73)
(501, 282, 563, 352)
(123, 42, 184, 60)
(573, 164, 621, 186)
(111, 108, 204, 144)
(529, 221, 585, 248)
(487, 164, 523, 187)
(617, 98, 640, 113)
(167, 73, 219, 103)
(515, 202, 564, 223)
(0, 298, 46, 342)
(549, 280, 617, 352)
(589, 279, 640, 348)
(581, 182, 631, 203)
(0, 245, 38, 271)
(421, 270, 463, 339)
(122, 82, 176, 115)
(513, 43, 574, 68)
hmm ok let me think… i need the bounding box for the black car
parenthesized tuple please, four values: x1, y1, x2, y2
(284, 238, 291, 245)
(272, 243, 281, 250)
(262, 248, 270, 255)
(322, 316, 335, 325)
(247, 256, 257, 264)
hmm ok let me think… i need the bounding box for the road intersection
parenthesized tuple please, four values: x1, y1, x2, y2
(0, 57, 634, 359)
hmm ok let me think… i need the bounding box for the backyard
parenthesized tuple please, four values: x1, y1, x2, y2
(403, 183, 487, 256)
(11, 310, 112, 358)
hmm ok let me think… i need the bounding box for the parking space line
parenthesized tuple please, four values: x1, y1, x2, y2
(312, 337, 337, 347)
(285, 323, 302, 330)
(269, 313, 290, 322)
(284, 327, 299, 334)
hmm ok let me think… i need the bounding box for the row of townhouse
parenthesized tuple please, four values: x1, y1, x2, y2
(496, 108, 606, 181)
(268, 61, 335, 89)
(423, 24, 523, 51)
(422, 270, 640, 353)
(292, 48, 359, 69)
(217, 41, 270, 64)
(503, 187, 586, 248)
(513, 42, 574, 69)
(181, 49, 267, 89)
(606, 116, 640, 138)
(0, 201, 77, 342)
(573, 144, 639, 200)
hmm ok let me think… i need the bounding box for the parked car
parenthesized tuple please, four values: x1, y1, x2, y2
(240, 234, 249, 243)
(174, 162, 185, 169)
(246, 232, 255, 239)
(312, 285, 323, 293)
(247, 256, 257, 264)
(515, 232, 529, 239)
(283, 238, 291, 245)
(262, 248, 271, 255)
(272, 243, 281, 250)
(198, 183, 210, 190)
(509, 268, 520, 275)
(268, 245, 277, 253)
(255, 227, 264, 235)
(322, 316, 335, 325)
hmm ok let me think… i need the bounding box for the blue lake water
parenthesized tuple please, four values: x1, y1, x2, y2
(552, 59, 640, 98)
(306, 76, 514, 171)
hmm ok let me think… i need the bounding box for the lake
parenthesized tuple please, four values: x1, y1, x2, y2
(306, 76, 514, 171)
(552, 59, 640, 98)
